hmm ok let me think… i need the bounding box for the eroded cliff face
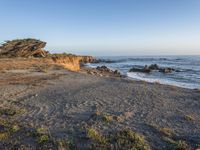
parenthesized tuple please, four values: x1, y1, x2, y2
(0, 38, 94, 71)
(0, 56, 94, 72)
(51, 55, 94, 71)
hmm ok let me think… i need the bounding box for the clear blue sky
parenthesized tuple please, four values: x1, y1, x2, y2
(0, 0, 200, 56)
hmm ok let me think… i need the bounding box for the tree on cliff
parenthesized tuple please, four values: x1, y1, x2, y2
(0, 38, 49, 58)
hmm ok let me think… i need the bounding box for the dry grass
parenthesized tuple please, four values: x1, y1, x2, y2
(57, 139, 76, 150)
(0, 119, 10, 141)
(0, 107, 26, 116)
(110, 129, 151, 150)
(87, 127, 107, 144)
(102, 114, 113, 122)
(0, 132, 10, 140)
(123, 111, 134, 119)
(85, 127, 151, 150)
(0, 108, 16, 116)
(91, 111, 114, 123)
(91, 111, 134, 123)
(0, 119, 20, 141)
(163, 137, 190, 150)
(57, 140, 67, 150)
(160, 127, 175, 137)
(0, 58, 53, 71)
(184, 115, 196, 121)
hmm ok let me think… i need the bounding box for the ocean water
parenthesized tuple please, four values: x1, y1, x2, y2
(87, 56, 200, 89)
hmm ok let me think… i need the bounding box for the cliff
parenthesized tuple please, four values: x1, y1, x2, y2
(0, 38, 95, 71)
(51, 55, 94, 71)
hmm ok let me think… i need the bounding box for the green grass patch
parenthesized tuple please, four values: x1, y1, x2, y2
(86, 128, 151, 150)
(87, 128, 107, 144)
(38, 135, 49, 144)
(0, 119, 20, 141)
(109, 129, 151, 150)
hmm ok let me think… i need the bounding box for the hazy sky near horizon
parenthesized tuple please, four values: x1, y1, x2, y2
(0, 0, 200, 56)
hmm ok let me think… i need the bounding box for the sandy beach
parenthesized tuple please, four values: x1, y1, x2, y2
(1, 0, 200, 148)
(0, 58, 199, 150)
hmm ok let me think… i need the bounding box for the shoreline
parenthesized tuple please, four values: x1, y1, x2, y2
(0, 58, 199, 149)
(85, 60, 200, 90)
(126, 73, 198, 90)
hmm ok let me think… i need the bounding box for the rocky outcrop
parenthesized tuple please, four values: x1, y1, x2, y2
(51, 55, 94, 71)
(129, 66, 151, 73)
(148, 64, 159, 70)
(0, 39, 49, 58)
(78, 56, 94, 63)
(86, 66, 122, 77)
(159, 68, 175, 73)
(129, 64, 175, 74)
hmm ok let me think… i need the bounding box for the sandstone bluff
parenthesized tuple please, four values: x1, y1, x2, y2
(0, 38, 94, 71)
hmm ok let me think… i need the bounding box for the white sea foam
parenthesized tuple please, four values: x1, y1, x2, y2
(127, 72, 197, 89)
(84, 63, 97, 68)
(87, 56, 200, 89)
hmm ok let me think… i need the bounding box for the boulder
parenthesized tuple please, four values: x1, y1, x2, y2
(129, 64, 175, 74)
(114, 70, 121, 75)
(96, 66, 111, 72)
(0, 39, 49, 58)
(129, 66, 151, 73)
(159, 68, 175, 73)
(95, 66, 122, 77)
(149, 64, 159, 70)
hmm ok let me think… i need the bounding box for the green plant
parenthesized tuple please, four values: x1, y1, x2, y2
(10, 124, 20, 133)
(38, 135, 49, 144)
(57, 140, 68, 150)
(0, 119, 8, 126)
(175, 140, 190, 150)
(184, 115, 195, 121)
(86, 128, 151, 149)
(0, 108, 16, 116)
(16, 108, 27, 114)
(110, 129, 151, 150)
(36, 127, 46, 135)
(102, 114, 113, 122)
(0, 132, 10, 140)
(163, 137, 190, 150)
(0, 119, 18, 140)
(91, 112, 114, 123)
(87, 128, 107, 144)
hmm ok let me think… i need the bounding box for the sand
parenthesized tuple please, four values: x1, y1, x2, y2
(0, 61, 199, 149)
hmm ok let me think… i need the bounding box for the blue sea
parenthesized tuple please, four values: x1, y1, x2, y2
(87, 56, 200, 89)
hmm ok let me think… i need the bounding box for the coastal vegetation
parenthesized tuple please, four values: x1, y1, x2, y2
(86, 128, 151, 150)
